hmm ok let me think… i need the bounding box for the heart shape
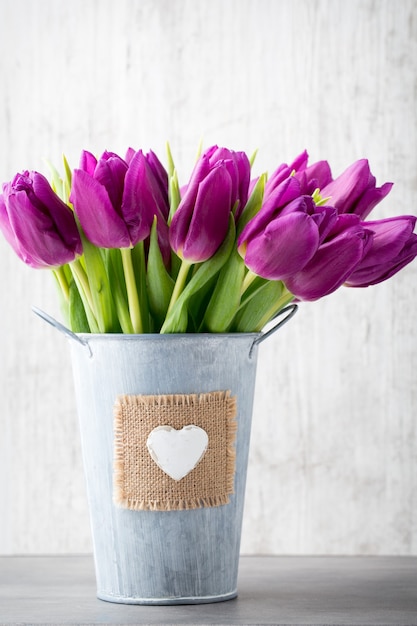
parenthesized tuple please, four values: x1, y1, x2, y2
(146, 425, 209, 481)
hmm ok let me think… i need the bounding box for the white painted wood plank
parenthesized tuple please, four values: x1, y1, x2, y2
(0, 0, 416, 555)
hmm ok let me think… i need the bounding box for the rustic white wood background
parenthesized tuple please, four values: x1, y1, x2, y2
(0, 0, 416, 555)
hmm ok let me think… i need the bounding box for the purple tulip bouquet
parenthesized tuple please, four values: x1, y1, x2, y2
(1, 145, 416, 335)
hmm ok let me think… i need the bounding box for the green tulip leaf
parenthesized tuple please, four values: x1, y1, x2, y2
(231, 280, 287, 332)
(106, 249, 133, 334)
(80, 230, 118, 333)
(202, 248, 246, 332)
(168, 169, 181, 224)
(147, 217, 175, 330)
(160, 215, 236, 333)
(236, 173, 266, 236)
(125, 242, 149, 333)
(69, 279, 91, 333)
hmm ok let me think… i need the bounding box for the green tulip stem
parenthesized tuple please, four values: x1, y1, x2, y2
(53, 266, 70, 302)
(241, 269, 258, 295)
(166, 258, 192, 315)
(255, 287, 294, 331)
(70, 259, 95, 314)
(121, 247, 143, 334)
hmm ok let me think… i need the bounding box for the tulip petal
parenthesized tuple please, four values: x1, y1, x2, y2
(265, 151, 309, 195)
(289, 149, 309, 172)
(243, 212, 320, 280)
(346, 233, 417, 286)
(32, 172, 82, 255)
(124, 147, 136, 164)
(1, 172, 82, 268)
(345, 216, 417, 286)
(223, 158, 239, 211)
(94, 152, 128, 211)
(321, 159, 373, 214)
(238, 176, 302, 246)
(121, 151, 155, 243)
(285, 223, 371, 300)
(264, 163, 292, 196)
(181, 164, 232, 262)
(296, 160, 333, 195)
(206, 147, 251, 218)
(313, 205, 338, 244)
(6, 190, 76, 267)
(352, 182, 393, 220)
(79, 150, 97, 176)
(360, 216, 416, 264)
(71, 169, 130, 248)
(121, 150, 170, 255)
(146, 149, 169, 218)
(264, 151, 308, 197)
(234, 151, 251, 216)
(169, 154, 211, 255)
(0, 193, 26, 261)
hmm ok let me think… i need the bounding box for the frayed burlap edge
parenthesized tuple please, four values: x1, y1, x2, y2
(113, 391, 237, 511)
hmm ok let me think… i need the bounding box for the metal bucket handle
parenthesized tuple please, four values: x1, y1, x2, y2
(32, 306, 93, 357)
(250, 303, 298, 357)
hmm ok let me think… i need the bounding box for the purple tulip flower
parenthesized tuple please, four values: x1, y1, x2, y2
(284, 214, 373, 300)
(70, 149, 170, 259)
(238, 176, 338, 280)
(203, 146, 251, 219)
(345, 216, 417, 287)
(264, 150, 332, 199)
(0, 171, 82, 269)
(320, 159, 393, 219)
(125, 147, 169, 220)
(239, 176, 302, 245)
(169, 150, 235, 262)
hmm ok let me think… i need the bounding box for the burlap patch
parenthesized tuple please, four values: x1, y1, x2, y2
(113, 391, 237, 511)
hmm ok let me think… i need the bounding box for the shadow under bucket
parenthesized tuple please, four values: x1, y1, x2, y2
(33, 305, 297, 605)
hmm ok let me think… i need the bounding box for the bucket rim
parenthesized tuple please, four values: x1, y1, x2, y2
(32, 303, 297, 358)
(74, 331, 262, 340)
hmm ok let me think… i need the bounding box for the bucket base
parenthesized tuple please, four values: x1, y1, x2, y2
(97, 589, 238, 605)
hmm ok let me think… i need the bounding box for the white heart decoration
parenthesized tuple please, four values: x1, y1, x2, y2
(146, 425, 209, 481)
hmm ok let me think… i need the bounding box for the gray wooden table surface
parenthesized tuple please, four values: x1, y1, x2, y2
(1, 555, 416, 625)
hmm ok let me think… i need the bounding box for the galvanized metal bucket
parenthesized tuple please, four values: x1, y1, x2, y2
(34, 305, 297, 605)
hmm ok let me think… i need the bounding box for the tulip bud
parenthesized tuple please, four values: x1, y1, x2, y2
(320, 159, 393, 219)
(345, 216, 417, 286)
(71, 151, 130, 248)
(264, 150, 332, 199)
(126, 147, 170, 220)
(70, 149, 170, 259)
(241, 196, 338, 281)
(204, 146, 251, 219)
(0, 171, 82, 268)
(238, 176, 301, 250)
(169, 153, 234, 262)
(284, 214, 372, 300)
(121, 150, 170, 263)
